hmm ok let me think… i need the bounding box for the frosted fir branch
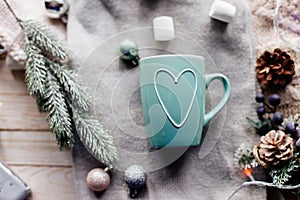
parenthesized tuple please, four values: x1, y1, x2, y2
(270, 152, 300, 185)
(24, 39, 47, 97)
(46, 59, 92, 112)
(73, 108, 117, 167)
(21, 20, 67, 61)
(20, 17, 118, 164)
(44, 71, 74, 149)
(234, 144, 258, 169)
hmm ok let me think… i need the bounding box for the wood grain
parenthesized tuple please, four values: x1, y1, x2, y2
(0, 64, 15, 81)
(0, 81, 28, 95)
(0, 95, 49, 130)
(0, 131, 73, 166)
(0, 56, 77, 199)
(0, 1, 78, 199)
(0, 65, 48, 130)
(10, 166, 76, 200)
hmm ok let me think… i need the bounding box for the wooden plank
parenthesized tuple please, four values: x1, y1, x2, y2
(0, 95, 49, 130)
(0, 64, 15, 81)
(0, 131, 73, 166)
(9, 165, 76, 200)
(10, 70, 26, 81)
(0, 81, 28, 95)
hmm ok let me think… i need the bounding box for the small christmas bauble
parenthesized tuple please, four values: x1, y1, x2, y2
(119, 39, 139, 61)
(124, 165, 147, 189)
(86, 168, 110, 192)
(44, 0, 69, 19)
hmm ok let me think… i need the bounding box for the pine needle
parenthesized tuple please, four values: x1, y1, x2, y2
(270, 152, 300, 185)
(47, 60, 92, 111)
(21, 20, 67, 61)
(24, 39, 47, 96)
(73, 108, 117, 167)
(234, 144, 258, 169)
(44, 71, 74, 149)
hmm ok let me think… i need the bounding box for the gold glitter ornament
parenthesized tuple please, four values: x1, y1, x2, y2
(86, 168, 110, 192)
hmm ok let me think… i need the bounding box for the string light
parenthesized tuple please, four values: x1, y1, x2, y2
(227, 181, 300, 200)
(242, 167, 255, 182)
(229, 159, 300, 199)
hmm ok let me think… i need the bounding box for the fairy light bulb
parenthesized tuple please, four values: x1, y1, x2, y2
(242, 167, 255, 182)
(242, 168, 252, 177)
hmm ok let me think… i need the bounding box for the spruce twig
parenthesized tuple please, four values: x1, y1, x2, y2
(16, 19, 117, 166)
(21, 20, 67, 61)
(44, 71, 74, 148)
(73, 108, 117, 166)
(24, 39, 47, 97)
(47, 60, 92, 111)
(234, 144, 258, 169)
(270, 152, 300, 185)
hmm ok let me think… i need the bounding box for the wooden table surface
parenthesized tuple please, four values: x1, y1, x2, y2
(0, 1, 77, 199)
(0, 66, 76, 199)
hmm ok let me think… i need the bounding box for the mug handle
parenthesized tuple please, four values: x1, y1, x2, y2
(203, 73, 231, 126)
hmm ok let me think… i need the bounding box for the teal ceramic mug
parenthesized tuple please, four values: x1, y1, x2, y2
(140, 55, 230, 148)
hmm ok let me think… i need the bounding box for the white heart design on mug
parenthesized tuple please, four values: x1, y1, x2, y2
(153, 68, 198, 128)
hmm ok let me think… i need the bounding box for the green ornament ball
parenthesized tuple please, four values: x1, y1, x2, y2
(119, 39, 139, 61)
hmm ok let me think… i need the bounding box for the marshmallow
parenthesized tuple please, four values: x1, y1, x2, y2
(153, 16, 175, 41)
(209, 0, 236, 23)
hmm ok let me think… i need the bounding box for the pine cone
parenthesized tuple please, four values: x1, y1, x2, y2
(253, 130, 294, 168)
(256, 48, 295, 87)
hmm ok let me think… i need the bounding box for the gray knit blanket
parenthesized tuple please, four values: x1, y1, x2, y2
(68, 0, 266, 199)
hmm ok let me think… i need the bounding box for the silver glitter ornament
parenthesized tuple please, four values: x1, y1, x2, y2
(44, 0, 69, 19)
(86, 168, 110, 192)
(124, 165, 147, 198)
